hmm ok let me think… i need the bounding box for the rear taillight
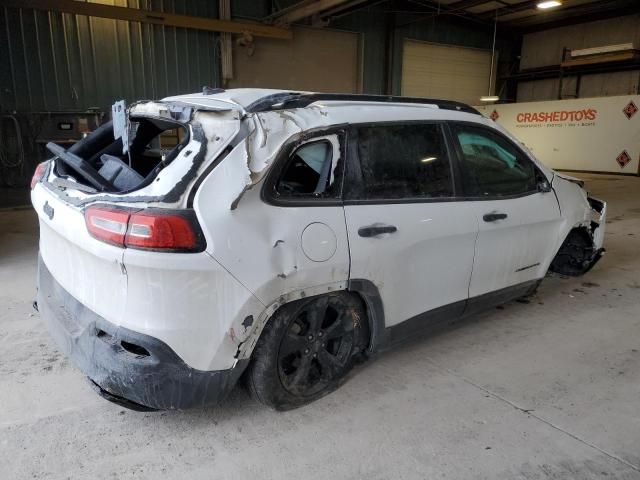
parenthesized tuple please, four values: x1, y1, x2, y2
(85, 207, 130, 247)
(84, 206, 205, 252)
(126, 211, 198, 250)
(31, 162, 47, 189)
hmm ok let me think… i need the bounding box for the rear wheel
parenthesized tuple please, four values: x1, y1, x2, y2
(246, 292, 369, 410)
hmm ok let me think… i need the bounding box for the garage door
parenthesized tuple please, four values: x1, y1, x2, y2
(401, 39, 493, 105)
(229, 27, 361, 93)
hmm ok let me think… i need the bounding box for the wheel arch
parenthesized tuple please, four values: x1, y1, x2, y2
(238, 280, 384, 362)
(347, 279, 386, 353)
(549, 223, 603, 276)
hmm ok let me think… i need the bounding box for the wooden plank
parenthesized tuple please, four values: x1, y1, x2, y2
(0, 0, 293, 40)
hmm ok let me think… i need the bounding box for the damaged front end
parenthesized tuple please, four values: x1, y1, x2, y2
(549, 195, 607, 276)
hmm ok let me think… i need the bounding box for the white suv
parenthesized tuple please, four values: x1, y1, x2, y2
(31, 89, 606, 411)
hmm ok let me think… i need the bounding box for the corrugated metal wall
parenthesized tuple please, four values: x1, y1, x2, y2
(0, 0, 220, 113)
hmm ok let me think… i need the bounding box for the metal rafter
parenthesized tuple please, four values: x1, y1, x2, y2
(269, 0, 355, 25)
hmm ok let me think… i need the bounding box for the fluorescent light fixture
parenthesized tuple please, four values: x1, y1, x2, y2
(480, 96, 500, 102)
(421, 157, 437, 163)
(537, 0, 562, 9)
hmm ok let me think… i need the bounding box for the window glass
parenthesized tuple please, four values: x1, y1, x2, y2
(453, 124, 538, 197)
(350, 123, 453, 199)
(275, 140, 335, 197)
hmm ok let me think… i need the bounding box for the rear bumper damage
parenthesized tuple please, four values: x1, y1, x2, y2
(37, 255, 248, 411)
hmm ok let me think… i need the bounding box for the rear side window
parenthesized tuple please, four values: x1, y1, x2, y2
(451, 124, 538, 197)
(275, 137, 341, 198)
(347, 123, 453, 200)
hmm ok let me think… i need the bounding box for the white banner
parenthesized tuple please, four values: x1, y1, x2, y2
(476, 95, 640, 174)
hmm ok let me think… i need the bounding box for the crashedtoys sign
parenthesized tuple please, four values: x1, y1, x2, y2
(477, 95, 640, 174)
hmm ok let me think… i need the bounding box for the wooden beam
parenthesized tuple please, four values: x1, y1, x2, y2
(0, 0, 293, 40)
(273, 0, 353, 25)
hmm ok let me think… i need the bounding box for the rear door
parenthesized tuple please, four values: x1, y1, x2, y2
(343, 122, 478, 331)
(447, 122, 562, 305)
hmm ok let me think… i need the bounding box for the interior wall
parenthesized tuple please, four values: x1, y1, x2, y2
(520, 14, 640, 69)
(233, 1, 515, 98)
(517, 13, 640, 102)
(228, 26, 361, 93)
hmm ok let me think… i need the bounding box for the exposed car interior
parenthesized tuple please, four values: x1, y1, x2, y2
(52, 117, 188, 193)
(276, 141, 334, 196)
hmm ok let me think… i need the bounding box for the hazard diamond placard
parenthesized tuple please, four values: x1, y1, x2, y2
(623, 100, 638, 120)
(616, 150, 632, 168)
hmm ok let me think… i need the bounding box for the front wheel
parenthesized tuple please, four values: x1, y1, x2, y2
(245, 292, 369, 410)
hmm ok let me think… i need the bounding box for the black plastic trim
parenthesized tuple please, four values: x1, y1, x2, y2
(245, 92, 481, 115)
(463, 279, 540, 318)
(349, 278, 541, 354)
(555, 168, 639, 177)
(587, 196, 604, 213)
(347, 279, 386, 352)
(186, 145, 232, 208)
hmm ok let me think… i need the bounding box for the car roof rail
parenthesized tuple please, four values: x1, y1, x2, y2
(245, 92, 481, 115)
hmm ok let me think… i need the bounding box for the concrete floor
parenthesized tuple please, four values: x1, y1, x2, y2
(1, 174, 640, 479)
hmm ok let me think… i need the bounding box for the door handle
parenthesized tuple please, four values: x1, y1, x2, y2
(358, 224, 398, 237)
(483, 212, 508, 222)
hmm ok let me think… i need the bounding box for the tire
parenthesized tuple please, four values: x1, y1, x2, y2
(245, 291, 369, 410)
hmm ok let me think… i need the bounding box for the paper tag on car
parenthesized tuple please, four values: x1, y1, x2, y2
(111, 100, 129, 154)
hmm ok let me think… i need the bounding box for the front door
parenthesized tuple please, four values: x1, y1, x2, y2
(343, 122, 478, 331)
(448, 122, 562, 302)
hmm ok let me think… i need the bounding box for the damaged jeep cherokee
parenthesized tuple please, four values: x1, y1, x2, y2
(31, 89, 606, 411)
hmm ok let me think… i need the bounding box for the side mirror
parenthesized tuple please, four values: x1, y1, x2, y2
(537, 179, 552, 193)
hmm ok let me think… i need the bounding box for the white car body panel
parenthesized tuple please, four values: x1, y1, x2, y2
(467, 192, 562, 298)
(552, 175, 604, 245)
(194, 159, 351, 306)
(33, 89, 607, 379)
(344, 203, 478, 326)
(120, 248, 264, 371)
(33, 185, 127, 323)
(33, 183, 264, 371)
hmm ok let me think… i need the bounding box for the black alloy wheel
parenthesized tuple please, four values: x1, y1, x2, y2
(245, 292, 369, 410)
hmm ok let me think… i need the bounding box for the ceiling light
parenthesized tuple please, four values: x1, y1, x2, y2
(480, 96, 500, 102)
(421, 157, 437, 163)
(537, 1, 562, 9)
